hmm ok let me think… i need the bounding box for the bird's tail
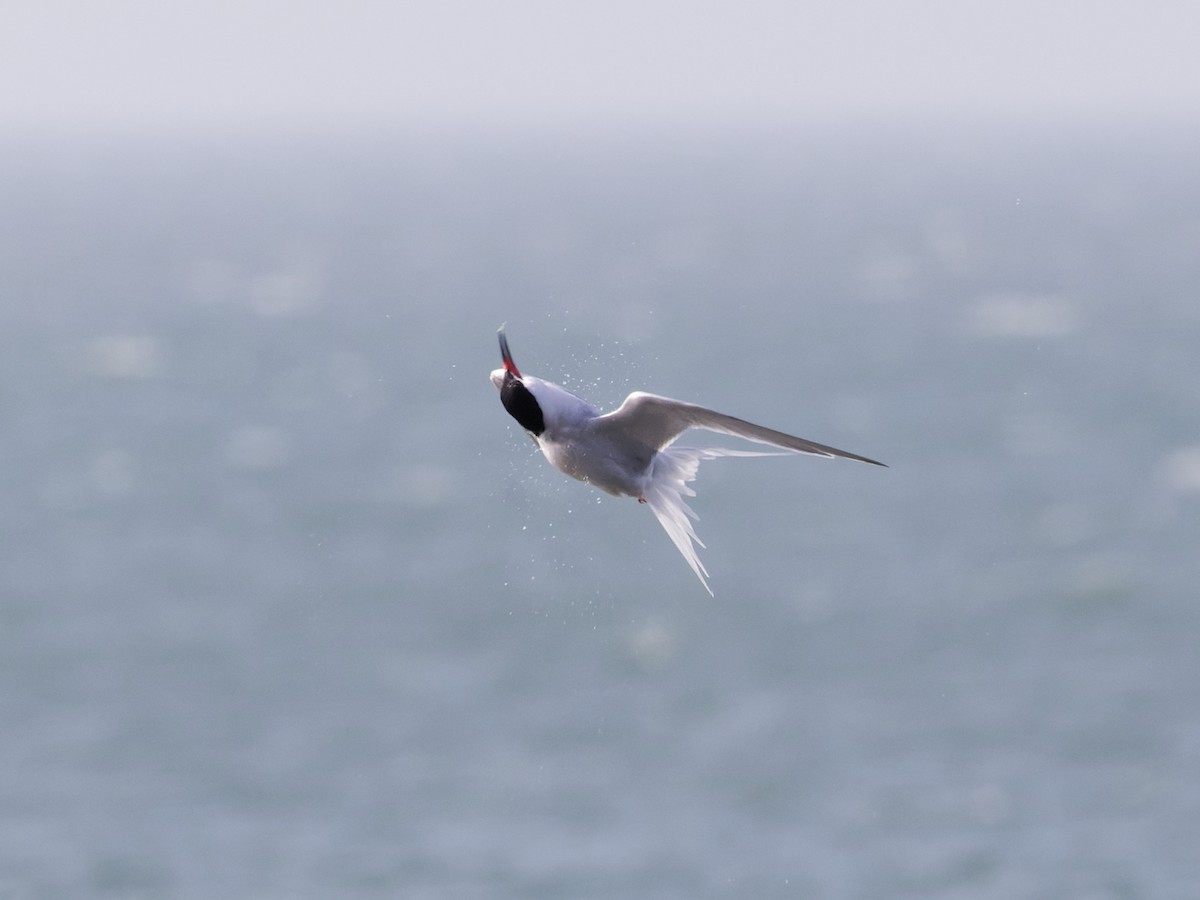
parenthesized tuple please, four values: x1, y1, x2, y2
(641, 446, 789, 596)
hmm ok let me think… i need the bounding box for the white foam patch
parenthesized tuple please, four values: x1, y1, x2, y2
(627, 617, 677, 671)
(249, 269, 321, 317)
(1002, 411, 1069, 456)
(184, 254, 325, 315)
(224, 426, 291, 470)
(858, 243, 919, 301)
(88, 334, 164, 379)
(966, 292, 1078, 338)
(393, 463, 455, 507)
(1161, 445, 1200, 493)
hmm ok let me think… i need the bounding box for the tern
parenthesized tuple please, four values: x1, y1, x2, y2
(490, 328, 885, 594)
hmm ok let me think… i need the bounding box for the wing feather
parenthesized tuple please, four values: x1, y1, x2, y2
(594, 392, 886, 466)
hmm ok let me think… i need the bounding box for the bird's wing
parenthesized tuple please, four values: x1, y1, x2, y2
(594, 392, 886, 466)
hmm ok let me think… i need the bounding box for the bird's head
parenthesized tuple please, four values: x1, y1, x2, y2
(490, 328, 546, 436)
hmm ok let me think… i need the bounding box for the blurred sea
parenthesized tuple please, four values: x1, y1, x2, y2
(2, 121, 1199, 898)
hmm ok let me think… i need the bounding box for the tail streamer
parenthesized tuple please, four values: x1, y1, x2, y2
(640, 446, 788, 596)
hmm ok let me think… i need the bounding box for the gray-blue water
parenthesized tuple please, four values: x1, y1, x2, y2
(2, 122, 1199, 898)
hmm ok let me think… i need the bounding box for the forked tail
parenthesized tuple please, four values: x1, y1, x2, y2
(640, 446, 788, 596)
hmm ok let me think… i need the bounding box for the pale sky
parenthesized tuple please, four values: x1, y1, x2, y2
(3, 0, 1198, 135)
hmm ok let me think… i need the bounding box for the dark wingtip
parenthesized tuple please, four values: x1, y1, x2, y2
(837, 450, 887, 467)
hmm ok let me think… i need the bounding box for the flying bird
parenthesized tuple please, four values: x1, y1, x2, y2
(490, 328, 884, 594)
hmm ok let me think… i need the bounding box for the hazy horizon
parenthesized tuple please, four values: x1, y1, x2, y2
(4, 1, 1199, 139)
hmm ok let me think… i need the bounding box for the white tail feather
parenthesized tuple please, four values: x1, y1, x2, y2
(641, 446, 789, 596)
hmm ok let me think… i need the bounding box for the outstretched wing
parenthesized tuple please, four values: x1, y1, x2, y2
(593, 392, 886, 466)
